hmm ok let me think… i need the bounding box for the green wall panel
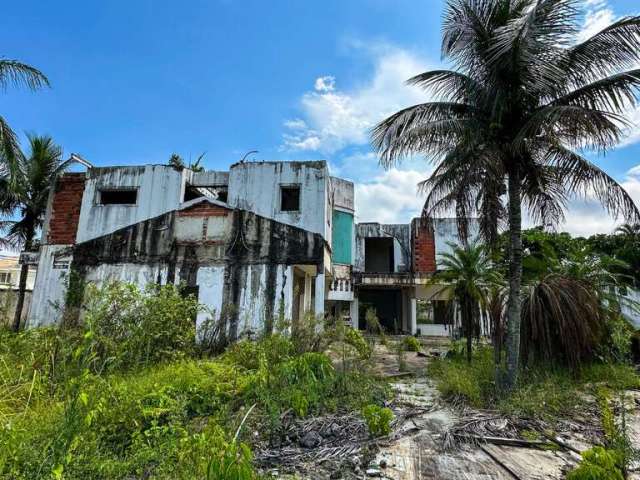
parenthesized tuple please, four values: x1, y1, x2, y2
(332, 210, 353, 264)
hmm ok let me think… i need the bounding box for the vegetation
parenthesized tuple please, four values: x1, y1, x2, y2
(403, 335, 421, 353)
(567, 388, 639, 479)
(0, 135, 67, 330)
(0, 282, 386, 479)
(428, 346, 639, 419)
(168, 152, 205, 172)
(373, 0, 640, 388)
(361, 404, 394, 438)
(431, 243, 499, 362)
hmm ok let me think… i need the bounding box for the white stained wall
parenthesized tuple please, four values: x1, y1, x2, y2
(227, 162, 329, 239)
(433, 218, 480, 260)
(27, 245, 72, 327)
(76, 165, 186, 243)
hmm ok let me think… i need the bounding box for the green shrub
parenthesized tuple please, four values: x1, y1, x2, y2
(344, 327, 372, 359)
(599, 315, 635, 363)
(566, 447, 624, 480)
(84, 282, 199, 372)
(362, 404, 393, 437)
(403, 336, 421, 352)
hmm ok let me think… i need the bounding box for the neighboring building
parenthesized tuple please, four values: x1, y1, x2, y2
(0, 256, 36, 291)
(27, 160, 472, 338)
(0, 255, 36, 327)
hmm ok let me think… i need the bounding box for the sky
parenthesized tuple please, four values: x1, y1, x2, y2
(3, 0, 640, 237)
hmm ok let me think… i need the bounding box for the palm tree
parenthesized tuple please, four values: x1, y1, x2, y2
(432, 243, 498, 362)
(0, 135, 65, 330)
(0, 59, 49, 176)
(615, 223, 640, 237)
(372, 0, 640, 387)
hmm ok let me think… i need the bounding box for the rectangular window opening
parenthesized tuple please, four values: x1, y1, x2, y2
(0, 272, 11, 284)
(99, 189, 138, 205)
(183, 185, 228, 203)
(280, 185, 300, 212)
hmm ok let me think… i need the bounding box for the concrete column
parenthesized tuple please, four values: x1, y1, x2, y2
(349, 297, 359, 329)
(314, 273, 325, 317)
(410, 297, 417, 335)
(303, 274, 313, 312)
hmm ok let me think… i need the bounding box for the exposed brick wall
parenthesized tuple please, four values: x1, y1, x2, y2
(412, 218, 436, 273)
(47, 174, 86, 245)
(177, 202, 230, 217)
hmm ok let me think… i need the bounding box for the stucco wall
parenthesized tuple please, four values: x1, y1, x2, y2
(432, 218, 480, 261)
(76, 165, 185, 243)
(355, 223, 412, 273)
(28, 244, 73, 327)
(227, 161, 329, 238)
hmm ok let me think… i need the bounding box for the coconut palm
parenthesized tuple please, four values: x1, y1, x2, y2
(372, 0, 640, 387)
(0, 135, 66, 330)
(432, 243, 499, 362)
(0, 59, 49, 176)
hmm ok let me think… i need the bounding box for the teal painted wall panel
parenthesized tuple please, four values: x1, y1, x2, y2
(332, 210, 353, 264)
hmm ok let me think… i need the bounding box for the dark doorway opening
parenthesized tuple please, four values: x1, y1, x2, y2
(364, 237, 394, 273)
(358, 288, 402, 333)
(433, 300, 454, 326)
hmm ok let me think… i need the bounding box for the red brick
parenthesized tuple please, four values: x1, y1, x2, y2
(412, 218, 436, 274)
(48, 173, 85, 245)
(177, 202, 230, 217)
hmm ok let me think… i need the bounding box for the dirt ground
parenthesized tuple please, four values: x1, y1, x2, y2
(260, 336, 640, 480)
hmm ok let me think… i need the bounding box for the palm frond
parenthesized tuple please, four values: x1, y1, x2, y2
(543, 145, 640, 223)
(0, 59, 49, 91)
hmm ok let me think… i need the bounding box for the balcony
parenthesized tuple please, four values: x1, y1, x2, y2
(327, 264, 354, 301)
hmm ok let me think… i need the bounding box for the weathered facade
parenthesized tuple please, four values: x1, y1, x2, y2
(28, 160, 475, 338)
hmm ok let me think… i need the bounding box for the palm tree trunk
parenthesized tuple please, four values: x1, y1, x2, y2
(505, 169, 523, 389)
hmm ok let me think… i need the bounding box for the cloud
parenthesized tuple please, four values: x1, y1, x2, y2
(283, 46, 432, 153)
(314, 76, 336, 92)
(354, 168, 429, 224)
(578, 0, 616, 42)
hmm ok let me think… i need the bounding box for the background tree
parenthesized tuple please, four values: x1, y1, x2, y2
(373, 0, 640, 387)
(0, 135, 66, 330)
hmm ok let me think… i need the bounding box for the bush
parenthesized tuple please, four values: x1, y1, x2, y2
(344, 327, 372, 359)
(84, 282, 199, 372)
(599, 315, 635, 363)
(566, 447, 624, 480)
(362, 404, 393, 437)
(0, 282, 389, 479)
(403, 336, 421, 352)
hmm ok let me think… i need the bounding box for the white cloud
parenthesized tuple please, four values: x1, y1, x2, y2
(283, 46, 432, 153)
(354, 168, 429, 224)
(578, 0, 616, 42)
(314, 76, 336, 92)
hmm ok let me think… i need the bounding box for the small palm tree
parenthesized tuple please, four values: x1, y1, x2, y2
(0, 135, 66, 330)
(432, 243, 499, 362)
(0, 59, 49, 175)
(373, 0, 640, 386)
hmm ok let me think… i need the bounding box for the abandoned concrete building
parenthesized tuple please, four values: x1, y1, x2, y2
(26, 160, 473, 338)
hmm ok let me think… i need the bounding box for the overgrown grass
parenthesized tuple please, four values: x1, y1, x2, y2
(0, 282, 387, 479)
(428, 346, 639, 420)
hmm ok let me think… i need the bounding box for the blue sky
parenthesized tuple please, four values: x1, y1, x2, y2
(4, 0, 640, 235)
